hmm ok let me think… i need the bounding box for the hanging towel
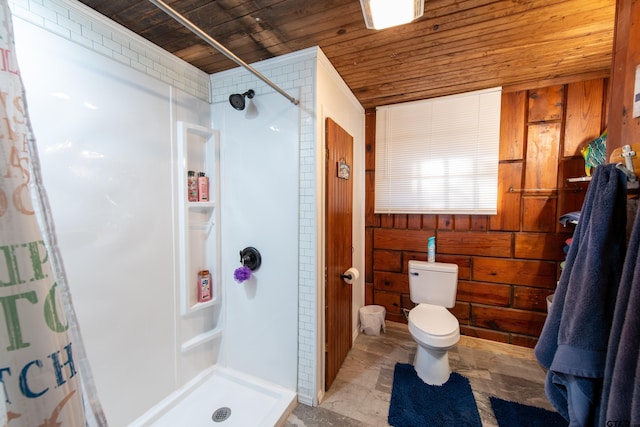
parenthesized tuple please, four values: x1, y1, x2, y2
(534, 164, 627, 426)
(599, 202, 640, 426)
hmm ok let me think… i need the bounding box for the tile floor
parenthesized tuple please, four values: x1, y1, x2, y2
(284, 321, 558, 427)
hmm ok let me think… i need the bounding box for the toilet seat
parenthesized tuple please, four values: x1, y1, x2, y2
(408, 303, 460, 349)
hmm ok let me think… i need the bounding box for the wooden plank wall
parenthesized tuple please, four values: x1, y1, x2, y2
(607, 0, 640, 157)
(364, 78, 609, 348)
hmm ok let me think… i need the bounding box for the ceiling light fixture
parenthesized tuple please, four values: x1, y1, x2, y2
(360, 0, 424, 30)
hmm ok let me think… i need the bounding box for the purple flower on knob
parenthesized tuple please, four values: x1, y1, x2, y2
(234, 266, 252, 283)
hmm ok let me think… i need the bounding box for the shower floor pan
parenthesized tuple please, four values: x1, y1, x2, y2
(131, 366, 296, 426)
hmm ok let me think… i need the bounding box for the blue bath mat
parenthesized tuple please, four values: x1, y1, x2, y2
(490, 396, 568, 427)
(388, 363, 481, 427)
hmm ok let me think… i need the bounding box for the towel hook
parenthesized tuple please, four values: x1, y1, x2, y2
(619, 145, 637, 183)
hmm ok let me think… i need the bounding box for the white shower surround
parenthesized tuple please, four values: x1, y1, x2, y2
(11, 0, 365, 423)
(213, 90, 300, 388)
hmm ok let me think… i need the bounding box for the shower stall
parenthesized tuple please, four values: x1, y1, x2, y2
(11, 0, 365, 424)
(12, 6, 298, 426)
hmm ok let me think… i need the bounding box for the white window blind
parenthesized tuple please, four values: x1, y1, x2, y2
(375, 87, 501, 215)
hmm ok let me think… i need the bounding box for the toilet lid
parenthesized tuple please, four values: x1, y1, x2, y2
(409, 304, 458, 336)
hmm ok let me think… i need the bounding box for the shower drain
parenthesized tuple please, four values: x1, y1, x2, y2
(212, 407, 231, 423)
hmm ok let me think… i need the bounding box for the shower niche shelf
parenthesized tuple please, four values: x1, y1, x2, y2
(177, 121, 221, 316)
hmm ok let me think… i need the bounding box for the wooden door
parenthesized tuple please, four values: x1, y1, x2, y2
(325, 118, 353, 390)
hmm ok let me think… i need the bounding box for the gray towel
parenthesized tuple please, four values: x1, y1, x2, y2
(534, 164, 627, 426)
(599, 199, 640, 426)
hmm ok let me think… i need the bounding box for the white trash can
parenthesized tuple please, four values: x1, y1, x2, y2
(546, 293, 554, 312)
(359, 305, 386, 336)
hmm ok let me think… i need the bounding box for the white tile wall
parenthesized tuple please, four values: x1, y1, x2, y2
(8, 0, 210, 102)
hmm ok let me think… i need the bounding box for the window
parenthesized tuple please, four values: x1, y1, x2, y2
(374, 87, 501, 215)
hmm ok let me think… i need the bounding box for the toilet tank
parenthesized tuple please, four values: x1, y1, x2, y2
(408, 260, 459, 308)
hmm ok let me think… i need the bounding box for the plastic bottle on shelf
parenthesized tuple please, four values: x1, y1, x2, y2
(198, 172, 209, 202)
(187, 170, 198, 202)
(198, 270, 212, 302)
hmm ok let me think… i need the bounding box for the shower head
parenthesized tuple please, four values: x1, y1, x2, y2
(229, 89, 255, 111)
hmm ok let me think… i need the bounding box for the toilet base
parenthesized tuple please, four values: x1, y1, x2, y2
(413, 344, 451, 385)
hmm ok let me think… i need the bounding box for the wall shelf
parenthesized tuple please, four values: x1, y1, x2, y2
(188, 201, 215, 209)
(180, 327, 223, 352)
(177, 121, 221, 316)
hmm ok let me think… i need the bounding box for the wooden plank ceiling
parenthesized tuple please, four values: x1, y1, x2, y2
(76, 0, 616, 109)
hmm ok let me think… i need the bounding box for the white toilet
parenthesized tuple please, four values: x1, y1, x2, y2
(407, 260, 460, 385)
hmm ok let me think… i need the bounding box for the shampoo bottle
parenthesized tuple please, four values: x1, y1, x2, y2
(198, 270, 212, 302)
(428, 236, 436, 262)
(187, 170, 198, 202)
(198, 172, 209, 202)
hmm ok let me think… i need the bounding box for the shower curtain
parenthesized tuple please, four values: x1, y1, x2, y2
(0, 2, 106, 426)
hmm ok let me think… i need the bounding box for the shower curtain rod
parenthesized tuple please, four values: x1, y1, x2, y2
(147, 0, 300, 106)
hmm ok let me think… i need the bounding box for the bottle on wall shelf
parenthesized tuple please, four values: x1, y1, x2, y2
(187, 170, 198, 202)
(428, 236, 436, 262)
(198, 269, 212, 302)
(198, 172, 209, 202)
